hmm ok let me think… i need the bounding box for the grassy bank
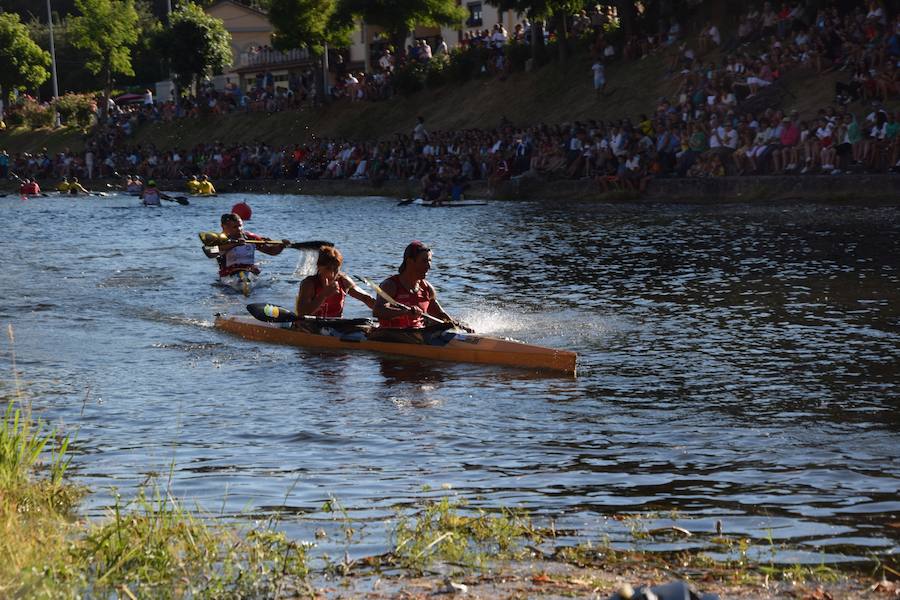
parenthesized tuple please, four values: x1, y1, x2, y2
(1, 372, 894, 597)
(4, 41, 883, 157)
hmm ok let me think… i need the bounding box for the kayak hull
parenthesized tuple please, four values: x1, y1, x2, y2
(219, 271, 258, 296)
(214, 315, 576, 376)
(412, 198, 487, 207)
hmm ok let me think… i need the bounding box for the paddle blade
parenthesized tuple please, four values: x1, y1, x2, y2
(174, 196, 190, 205)
(247, 303, 299, 323)
(289, 240, 335, 250)
(199, 231, 226, 246)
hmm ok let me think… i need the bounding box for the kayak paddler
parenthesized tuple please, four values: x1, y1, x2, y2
(197, 174, 216, 195)
(295, 246, 374, 322)
(216, 212, 290, 278)
(369, 240, 473, 344)
(19, 177, 41, 196)
(186, 174, 200, 194)
(56, 177, 70, 193)
(67, 177, 90, 195)
(141, 180, 161, 206)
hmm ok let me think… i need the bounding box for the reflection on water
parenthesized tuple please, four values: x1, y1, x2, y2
(1, 193, 898, 562)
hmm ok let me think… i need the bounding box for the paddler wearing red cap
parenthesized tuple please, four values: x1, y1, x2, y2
(369, 240, 473, 343)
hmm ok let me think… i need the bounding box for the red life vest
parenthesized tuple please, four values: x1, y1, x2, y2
(20, 182, 39, 195)
(378, 275, 432, 329)
(307, 274, 349, 318)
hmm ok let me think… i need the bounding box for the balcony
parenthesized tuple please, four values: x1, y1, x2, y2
(237, 47, 311, 68)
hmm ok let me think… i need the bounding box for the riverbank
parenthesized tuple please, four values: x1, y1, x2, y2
(2, 419, 890, 599)
(6, 172, 893, 204)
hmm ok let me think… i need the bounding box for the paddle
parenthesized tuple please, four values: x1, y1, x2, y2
(354, 275, 447, 325)
(397, 198, 415, 206)
(198, 231, 334, 250)
(246, 303, 373, 329)
(160, 193, 190, 205)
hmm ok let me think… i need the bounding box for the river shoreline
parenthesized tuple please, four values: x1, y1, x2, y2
(4, 173, 900, 203)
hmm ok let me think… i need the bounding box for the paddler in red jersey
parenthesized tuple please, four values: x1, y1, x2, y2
(19, 178, 40, 196)
(369, 240, 473, 343)
(216, 212, 290, 277)
(296, 245, 374, 319)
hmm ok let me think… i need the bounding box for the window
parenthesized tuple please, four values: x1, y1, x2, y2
(466, 2, 482, 27)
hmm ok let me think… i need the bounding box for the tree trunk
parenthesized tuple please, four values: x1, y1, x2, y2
(555, 9, 568, 62)
(530, 19, 544, 63)
(615, 0, 637, 38)
(392, 27, 409, 60)
(102, 58, 111, 119)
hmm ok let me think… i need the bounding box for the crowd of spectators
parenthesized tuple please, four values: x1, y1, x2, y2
(3, 1, 899, 197)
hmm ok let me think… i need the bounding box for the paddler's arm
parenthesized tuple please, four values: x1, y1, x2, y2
(372, 278, 419, 321)
(426, 283, 474, 332)
(257, 239, 291, 256)
(344, 275, 375, 309)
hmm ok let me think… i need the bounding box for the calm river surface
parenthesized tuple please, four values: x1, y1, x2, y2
(2, 192, 898, 564)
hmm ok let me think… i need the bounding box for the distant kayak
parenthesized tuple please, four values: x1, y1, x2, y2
(402, 198, 488, 207)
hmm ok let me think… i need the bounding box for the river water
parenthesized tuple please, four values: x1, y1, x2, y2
(2, 192, 898, 565)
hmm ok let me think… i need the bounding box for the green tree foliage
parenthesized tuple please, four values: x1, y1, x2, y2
(68, 0, 140, 116)
(268, 0, 350, 53)
(162, 3, 232, 92)
(0, 13, 51, 100)
(339, 0, 466, 55)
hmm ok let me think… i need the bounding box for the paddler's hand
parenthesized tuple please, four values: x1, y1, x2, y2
(321, 279, 341, 297)
(452, 320, 475, 333)
(407, 306, 424, 318)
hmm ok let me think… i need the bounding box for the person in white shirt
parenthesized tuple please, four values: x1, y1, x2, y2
(591, 61, 606, 97)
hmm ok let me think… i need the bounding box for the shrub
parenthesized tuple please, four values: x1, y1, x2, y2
(20, 98, 54, 129)
(392, 62, 427, 96)
(53, 93, 97, 129)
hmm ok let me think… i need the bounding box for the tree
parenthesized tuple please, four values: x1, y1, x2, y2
(487, 0, 581, 62)
(69, 0, 140, 117)
(162, 3, 232, 94)
(268, 0, 350, 54)
(338, 0, 466, 58)
(0, 13, 51, 104)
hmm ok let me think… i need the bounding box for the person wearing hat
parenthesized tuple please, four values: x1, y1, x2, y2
(369, 241, 473, 344)
(141, 179, 161, 206)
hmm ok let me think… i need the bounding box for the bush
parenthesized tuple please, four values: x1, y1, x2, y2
(392, 62, 427, 96)
(53, 93, 97, 129)
(20, 98, 54, 129)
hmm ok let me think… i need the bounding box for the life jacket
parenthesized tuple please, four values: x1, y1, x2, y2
(56, 182, 70, 192)
(198, 181, 215, 195)
(186, 180, 200, 194)
(142, 188, 161, 205)
(377, 275, 432, 329)
(20, 182, 39, 195)
(305, 275, 349, 318)
(218, 232, 263, 276)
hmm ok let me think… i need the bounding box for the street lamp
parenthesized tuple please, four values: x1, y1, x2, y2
(46, 0, 61, 126)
